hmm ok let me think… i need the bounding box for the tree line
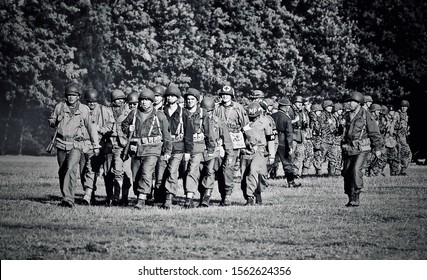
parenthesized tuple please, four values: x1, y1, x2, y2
(1, 0, 426, 156)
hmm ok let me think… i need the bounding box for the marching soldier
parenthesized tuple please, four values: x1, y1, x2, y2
(81, 88, 115, 205)
(381, 105, 400, 176)
(121, 88, 172, 209)
(341, 91, 382, 207)
(48, 82, 100, 208)
(182, 88, 216, 208)
(271, 98, 302, 188)
(241, 102, 276, 205)
(198, 96, 234, 207)
(396, 100, 412, 175)
(161, 84, 193, 209)
(214, 85, 249, 206)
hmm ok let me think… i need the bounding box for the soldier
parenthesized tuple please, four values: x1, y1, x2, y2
(311, 103, 324, 176)
(214, 85, 249, 206)
(240, 102, 276, 205)
(48, 82, 100, 208)
(108, 89, 135, 206)
(198, 97, 233, 207)
(396, 100, 412, 175)
(381, 105, 400, 176)
(318, 100, 338, 176)
(290, 95, 309, 178)
(332, 102, 345, 176)
(363, 95, 373, 111)
(301, 97, 315, 177)
(121, 88, 172, 209)
(341, 91, 382, 207)
(271, 98, 302, 188)
(161, 84, 193, 209)
(153, 85, 165, 111)
(366, 103, 386, 176)
(81, 88, 115, 205)
(182, 88, 216, 208)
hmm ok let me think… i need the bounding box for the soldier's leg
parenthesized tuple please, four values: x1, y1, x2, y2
(399, 139, 412, 175)
(302, 140, 314, 176)
(60, 149, 82, 207)
(134, 155, 158, 209)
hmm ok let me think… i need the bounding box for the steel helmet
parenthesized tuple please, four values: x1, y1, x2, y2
(127, 91, 139, 103)
(334, 102, 343, 111)
(250, 90, 265, 99)
(139, 88, 155, 102)
(401, 100, 410, 108)
(370, 103, 382, 112)
(219, 85, 235, 96)
(85, 88, 98, 102)
(322, 99, 334, 109)
(111, 89, 126, 101)
(246, 102, 262, 118)
(278, 97, 292, 106)
(153, 85, 165, 96)
(346, 91, 364, 104)
(364, 95, 373, 103)
(293, 95, 304, 103)
(381, 105, 389, 114)
(65, 82, 82, 96)
(311, 103, 323, 112)
(200, 96, 216, 111)
(164, 84, 181, 97)
(184, 88, 201, 101)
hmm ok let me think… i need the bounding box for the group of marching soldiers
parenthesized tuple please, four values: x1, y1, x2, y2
(48, 82, 411, 208)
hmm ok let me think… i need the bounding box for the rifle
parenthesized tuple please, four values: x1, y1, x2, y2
(45, 129, 58, 153)
(121, 109, 137, 161)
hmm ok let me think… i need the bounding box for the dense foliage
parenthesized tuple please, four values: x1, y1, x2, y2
(1, 0, 426, 155)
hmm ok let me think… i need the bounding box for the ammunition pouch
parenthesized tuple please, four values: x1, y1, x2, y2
(342, 138, 371, 156)
(171, 134, 184, 142)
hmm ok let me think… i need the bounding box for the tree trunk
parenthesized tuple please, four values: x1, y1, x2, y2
(1, 102, 13, 155)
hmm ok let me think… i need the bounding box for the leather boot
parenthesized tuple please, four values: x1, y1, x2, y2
(345, 193, 353, 207)
(245, 196, 255, 206)
(134, 194, 146, 209)
(199, 189, 212, 207)
(161, 193, 174, 209)
(119, 186, 129, 206)
(220, 194, 231, 206)
(351, 192, 360, 207)
(82, 188, 92, 206)
(288, 180, 302, 188)
(255, 192, 262, 205)
(184, 197, 195, 209)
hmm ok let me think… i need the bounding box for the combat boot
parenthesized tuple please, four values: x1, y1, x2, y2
(82, 188, 93, 206)
(288, 180, 302, 188)
(254, 192, 262, 205)
(119, 186, 129, 206)
(198, 189, 212, 207)
(351, 192, 360, 207)
(345, 193, 353, 207)
(220, 194, 231, 206)
(134, 194, 146, 209)
(161, 193, 174, 209)
(244, 196, 255, 206)
(184, 197, 195, 209)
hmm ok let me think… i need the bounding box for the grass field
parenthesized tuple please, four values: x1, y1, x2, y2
(0, 155, 426, 260)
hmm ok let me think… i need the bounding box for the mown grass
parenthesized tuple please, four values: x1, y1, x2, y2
(0, 155, 426, 260)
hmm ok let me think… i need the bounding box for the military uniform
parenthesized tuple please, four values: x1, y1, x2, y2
(396, 106, 412, 175)
(214, 98, 249, 204)
(49, 99, 99, 207)
(341, 92, 383, 206)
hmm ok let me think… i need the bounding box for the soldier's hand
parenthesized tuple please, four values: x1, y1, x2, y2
(93, 148, 100, 156)
(129, 125, 135, 132)
(289, 148, 293, 154)
(268, 156, 275, 165)
(163, 154, 171, 161)
(375, 150, 381, 158)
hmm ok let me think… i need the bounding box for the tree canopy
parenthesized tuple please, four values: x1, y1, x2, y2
(1, 0, 426, 155)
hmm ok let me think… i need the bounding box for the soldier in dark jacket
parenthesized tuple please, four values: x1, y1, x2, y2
(341, 91, 383, 207)
(271, 98, 302, 188)
(121, 88, 172, 209)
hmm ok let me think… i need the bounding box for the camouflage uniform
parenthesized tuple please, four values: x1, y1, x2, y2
(381, 109, 400, 175)
(289, 97, 309, 177)
(396, 101, 412, 175)
(317, 101, 338, 176)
